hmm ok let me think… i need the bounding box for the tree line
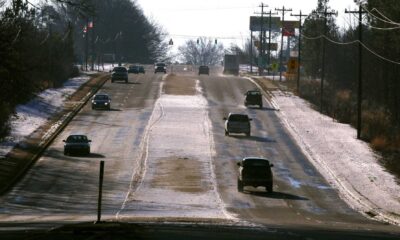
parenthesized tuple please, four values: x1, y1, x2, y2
(0, 0, 168, 138)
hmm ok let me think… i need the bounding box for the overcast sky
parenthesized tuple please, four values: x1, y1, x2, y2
(136, 0, 358, 48)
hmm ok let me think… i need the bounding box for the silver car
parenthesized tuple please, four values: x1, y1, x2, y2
(223, 113, 252, 136)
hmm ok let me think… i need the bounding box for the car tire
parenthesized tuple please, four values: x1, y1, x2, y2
(237, 179, 244, 192)
(246, 132, 250, 137)
(225, 130, 229, 136)
(259, 104, 263, 109)
(64, 150, 68, 155)
(266, 184, 273, 193)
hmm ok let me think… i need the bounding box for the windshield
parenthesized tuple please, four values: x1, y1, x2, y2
(66, 135, 88, 143)
(94, 95, 109, 100)
(113, 67, 127, 72)
(229, 114, 249, 122)
(1, 0, 400, 239)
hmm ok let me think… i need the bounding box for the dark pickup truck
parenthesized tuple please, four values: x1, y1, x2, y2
(244, 90, 263, 109)
(237, 157, 274, 193)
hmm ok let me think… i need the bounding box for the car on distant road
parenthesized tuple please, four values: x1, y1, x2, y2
(224, 113, 252, 136)
(198, 65, 210, 75)
(237, 157, 274, 192)
(154, 62, 167, 73)
(111, 66, 128, 83)
(138, 65, 145, 74)
(128, 65, 139, 74)
(91, 93, 111, 110)
(63, 134, 91, 156)
(244, 90, 263, 109)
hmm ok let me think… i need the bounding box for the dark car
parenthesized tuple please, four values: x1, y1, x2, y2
(237, 157, 274, 192)
(138, 66, 145, 74)
(154, 63, 167, 73)
(223, 113, 252, 136)
(91, 93, 111, 110)
(198, 65, 210, 75)
(244, 90, 263, 108)
(111, 66, 128, 83)
(63, 134, 91, 155)
(128, 65, 139, 74)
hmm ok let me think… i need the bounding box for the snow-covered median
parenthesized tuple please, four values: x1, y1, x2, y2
(271, 90, 400, 225)
(0, 76, 90, 158)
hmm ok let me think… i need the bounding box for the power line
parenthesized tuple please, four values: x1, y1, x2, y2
(302, 33, 400, 65)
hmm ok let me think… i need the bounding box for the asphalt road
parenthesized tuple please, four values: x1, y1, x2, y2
(0, 66, 399, 239)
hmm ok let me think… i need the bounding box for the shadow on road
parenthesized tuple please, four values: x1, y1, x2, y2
(230, 135, 276, 143)
(246, 189, 309, 201)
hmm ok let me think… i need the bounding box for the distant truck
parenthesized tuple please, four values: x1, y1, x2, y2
(223, 54, 239, 75)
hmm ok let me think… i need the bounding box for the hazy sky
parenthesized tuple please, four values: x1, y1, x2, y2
(136, 0, 358, 48)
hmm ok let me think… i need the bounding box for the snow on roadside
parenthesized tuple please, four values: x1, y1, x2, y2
(271, 90, 400, 224)
(0, 76, 90, 158)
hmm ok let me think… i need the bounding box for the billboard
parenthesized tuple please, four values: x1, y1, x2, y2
(250, 16, 280, 31)
(254, 41, 278, 51)
(281, 21, 300, 36)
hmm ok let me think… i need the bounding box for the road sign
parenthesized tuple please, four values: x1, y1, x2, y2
(256, 42, 278, 51)
(250, 16, 280, 31)
(287, 58, 298, 73)
(281, 21, 300, 36)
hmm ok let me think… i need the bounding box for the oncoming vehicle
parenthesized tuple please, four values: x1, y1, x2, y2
(128, 65, 139, 74)
(63, 134, 91, 156)
(111, 66, 128, 83)
(244, 90, 263, 109)
(154, 62, 167, 73)
(237, 157, 274, 192)
(198, 65, 210, 75)
(91, 93, 111, 110)
(223, 113, 252, 136)
(138, 65, 146, 74)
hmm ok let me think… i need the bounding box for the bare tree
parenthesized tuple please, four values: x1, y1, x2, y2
(178, 37, 224, 65)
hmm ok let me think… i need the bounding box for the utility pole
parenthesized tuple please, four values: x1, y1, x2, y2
(255, 3, 268, 75)
(275, 6, 292, 81)
(267, 10, 279, 75)
(345, 2, 366, 139)
(291, 11, 308, 94)
(91, 19, 95, 71)
(250, 31, 253, 73)
(85, 18, 89, 71)
(313, 5, 337, 113)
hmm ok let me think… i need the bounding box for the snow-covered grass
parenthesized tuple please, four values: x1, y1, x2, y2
(0, 76, 90, 158)
(271, 90, 400, 225)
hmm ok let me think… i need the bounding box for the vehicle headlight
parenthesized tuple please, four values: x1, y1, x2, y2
(91, 100, 94, 103)
(105, 102, 108, 105)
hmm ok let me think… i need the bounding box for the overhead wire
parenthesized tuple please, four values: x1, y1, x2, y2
(301, 33, 400, 65)
(360, 5, 400, 26)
